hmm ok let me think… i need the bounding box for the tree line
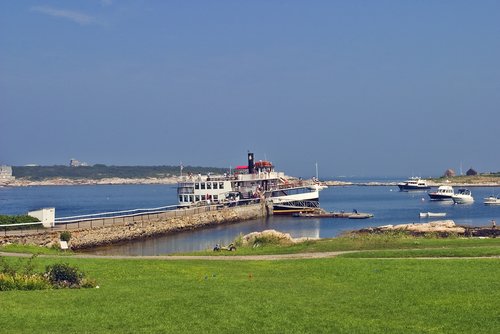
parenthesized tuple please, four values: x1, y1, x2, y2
(12, 165, 228, 181)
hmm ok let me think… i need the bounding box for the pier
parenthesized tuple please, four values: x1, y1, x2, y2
(0, 200, 272, 249)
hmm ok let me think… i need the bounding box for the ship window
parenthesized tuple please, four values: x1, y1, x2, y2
(195, 195, 200, 201)
(184, 195, 189, 202)
(219, 182, 224, 189)
(189, 195, 194, 202)
(213, 182, 218, 189)
(201, 183, 206, 190)
(207, 182, 212, 189)
(195, 183, 199, 189)
(201, 195, 206, 200)
(213, 195, 218, 200)
(179, 195, 183, 202)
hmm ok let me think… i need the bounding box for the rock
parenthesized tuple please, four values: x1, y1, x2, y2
(379, 220, 465, 233)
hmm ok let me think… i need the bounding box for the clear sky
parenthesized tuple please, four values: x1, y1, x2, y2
(1, 1, 499, 178)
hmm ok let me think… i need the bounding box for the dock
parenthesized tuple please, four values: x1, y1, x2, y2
(293, 210, 374, 219)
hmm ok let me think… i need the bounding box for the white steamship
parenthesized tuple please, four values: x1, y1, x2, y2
(177, 153, 326, 214)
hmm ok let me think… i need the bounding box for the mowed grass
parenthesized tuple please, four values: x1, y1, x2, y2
(182, 235, 500, 257)
(0, 256, 499, 333)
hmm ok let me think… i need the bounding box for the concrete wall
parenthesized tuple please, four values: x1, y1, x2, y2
(28, 208, 55, 228)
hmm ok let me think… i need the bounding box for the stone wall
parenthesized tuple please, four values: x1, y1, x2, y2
(1, 203, 271, 249)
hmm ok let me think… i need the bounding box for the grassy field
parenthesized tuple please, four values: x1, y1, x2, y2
(1, 243, 499, 333)
(182, 234, 500, 257)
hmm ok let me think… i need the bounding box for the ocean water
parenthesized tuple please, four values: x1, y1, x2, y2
(1, 183, 498, 255)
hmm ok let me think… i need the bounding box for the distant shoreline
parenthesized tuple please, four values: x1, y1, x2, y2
(2, 177, 499, 187)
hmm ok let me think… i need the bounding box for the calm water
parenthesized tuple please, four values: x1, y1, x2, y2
(1, 183, 499, 255)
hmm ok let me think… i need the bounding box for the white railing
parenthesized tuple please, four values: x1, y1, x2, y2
(1, 199, 263, 236)
(54, 204, 178, 224)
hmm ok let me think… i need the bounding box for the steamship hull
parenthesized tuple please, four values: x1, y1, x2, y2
(268, 189, 320, 214)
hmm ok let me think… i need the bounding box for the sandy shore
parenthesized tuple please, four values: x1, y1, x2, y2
(2, 177, 179, 187)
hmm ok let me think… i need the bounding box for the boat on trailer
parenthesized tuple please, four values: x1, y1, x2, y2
(177, 152, 326, 215)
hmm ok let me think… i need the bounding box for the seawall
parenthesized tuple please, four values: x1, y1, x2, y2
(1, 203, 271, 250)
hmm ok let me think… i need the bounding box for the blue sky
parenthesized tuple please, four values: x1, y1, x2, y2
(1, 1, 499, 178)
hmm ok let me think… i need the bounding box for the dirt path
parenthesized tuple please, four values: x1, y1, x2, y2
(1, 251, 499, 261)
(0, 251, 357, 261)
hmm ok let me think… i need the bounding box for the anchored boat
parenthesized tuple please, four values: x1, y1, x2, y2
(177, 152, 326, 214)
(484, 195, 500, 205)
(452, 188, 474, 204)
(428, 185, 454, 201)
(397, 177, 431, 191)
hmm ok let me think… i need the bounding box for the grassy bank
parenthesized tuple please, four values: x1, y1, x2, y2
(0, 255, 498, 333)
(182, 234, 500, 257)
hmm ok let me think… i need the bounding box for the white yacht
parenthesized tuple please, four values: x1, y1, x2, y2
(428, 185, 454, 201)
(484, 195, 500, 205)
(177, 153, 325, 214)
(452, 188, 474, 204)
(398, 177, 431, 191)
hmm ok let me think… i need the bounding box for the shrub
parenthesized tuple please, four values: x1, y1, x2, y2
(0, 215, 40, 225)
(45, 263, 84, 288)
(233, 233, 244, 247)
(0, 272, 51, 291)
(0, 256, 97, 291)
(60, 231, 72, 242)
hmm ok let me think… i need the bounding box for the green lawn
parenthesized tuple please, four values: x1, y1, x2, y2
(181, 235, 500, 256)
(0, 255, 499, 333)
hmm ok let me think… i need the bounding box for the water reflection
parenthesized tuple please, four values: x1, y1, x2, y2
(79, 186, 499, 256)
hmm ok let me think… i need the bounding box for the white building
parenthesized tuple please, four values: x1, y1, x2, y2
(70, 159, 88, 167)
(0, 165, 15, 183)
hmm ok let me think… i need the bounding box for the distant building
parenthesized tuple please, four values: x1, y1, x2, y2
(0, 165, 15, 183)
(466, 168, 478, 176)
(443, 169, 456, 177)
(70, 159, 89, 167)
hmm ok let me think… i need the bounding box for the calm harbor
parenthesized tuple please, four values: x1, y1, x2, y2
(1, 182, 498, 255)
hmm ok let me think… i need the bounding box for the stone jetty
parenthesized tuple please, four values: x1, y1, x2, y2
(1, 203, 271, 250)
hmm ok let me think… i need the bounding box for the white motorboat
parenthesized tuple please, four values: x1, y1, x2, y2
(452, 188, 474, 204)
(427, 186, 454, 201)
(484, 195, 500, 205)
(397, 177, 431, 191)
(419, 212, 447, 218)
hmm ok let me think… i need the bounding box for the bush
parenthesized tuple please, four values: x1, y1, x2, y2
(233, 233, 244, 247)
(60, 231, 72, 242)
(0, 215, 40, 225)
(0, 256, 97, 291)
(45, 263, 83, 288)
(0, 273, 51, 291)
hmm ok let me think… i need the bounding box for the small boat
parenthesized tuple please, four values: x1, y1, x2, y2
(452, 188, 474, 204)
(348, 213, 374, 219)
(419, 212, 447, 218)
(398, 177, 431, 191)
(428, 186, 454, 201)
(484, 195, 500, 205)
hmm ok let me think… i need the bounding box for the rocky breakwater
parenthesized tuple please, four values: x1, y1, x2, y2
(1, 203, 271, 249)
(355, 220, 499, 238)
